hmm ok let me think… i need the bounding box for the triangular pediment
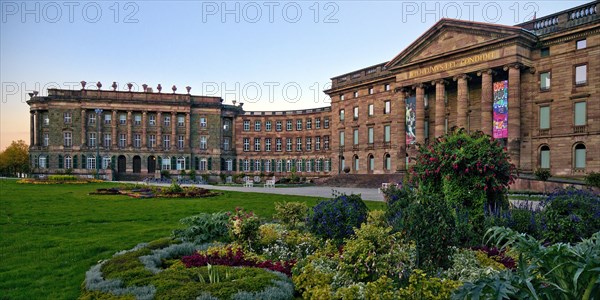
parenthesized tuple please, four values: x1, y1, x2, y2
(386, 19, 532, 69)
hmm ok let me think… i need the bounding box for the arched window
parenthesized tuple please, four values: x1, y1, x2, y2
(102, 156, 111, 169)
(540, 145, 550, 169)
(574, 143, 586, 169)
(161, 156, 171, 170)
(64, 155, 72, 169)
(384, 153, 391, 171)
(368, 154, 375, 172)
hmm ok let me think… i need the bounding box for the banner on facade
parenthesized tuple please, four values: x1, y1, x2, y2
(406, 96, 416, 144)
(492, 80, 508, 139)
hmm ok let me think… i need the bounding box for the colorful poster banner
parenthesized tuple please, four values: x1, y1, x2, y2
(406, 96, 416, 144)
(492, 80, 508, 139)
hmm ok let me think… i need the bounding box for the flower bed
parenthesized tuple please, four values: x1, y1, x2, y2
(89, 183, 220, 199)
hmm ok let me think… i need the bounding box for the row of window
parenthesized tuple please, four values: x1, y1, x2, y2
(243, 136, 330, 152)
(539, 101, 587, 130)
(238, 158, 332, 173)
(540, 38, 587, 58)
(340, 153, 396, 172)
(339, 126, 392, 146)
(339, 101, 392, 121)
(339, 83, 392, 101)
(47, 112, 211, 129)
(539, 64, 588, 91)
(242, 118, 330, 132)
(539, 144, 587, 169)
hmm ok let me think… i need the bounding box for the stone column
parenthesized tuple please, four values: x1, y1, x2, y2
(479, 69, 494, 136)
(30, 112, 35, 146)
(455, 74, 470, 129)
(415, 84, 425, 144)
(505, 64, 522, 168)
(142, 111, 147, 148)
(127, 111, 132, 147)
(433, 79, 447, 137)
(185, 113, 191, 150)
(157, 112, 162, 149)
(111, 111, 117, 148)
(396, 88, 408, 172)
(80, 109, 86, 147)
(171, 112, 176, 150)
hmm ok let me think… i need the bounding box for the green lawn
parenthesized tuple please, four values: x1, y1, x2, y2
(0, 179, 384, 299)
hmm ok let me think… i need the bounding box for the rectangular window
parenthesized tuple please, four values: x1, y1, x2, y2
(540, 72, 551, 90)
(340, 94, 345, 101)
(576, 39, 586, 50)
(102, 157, 111, 169)
(161, 135, 169, 149)
(324, 118, 330, 128)
(200, 117, 207, 128)
(177, 116, 185, 127)
(120, 114, 127, 125)
(119, 134, 126, 148)
(574, 102, 586, 126)
(200, 136, 208, 150)
(43, 133, 49, 147)
(286, 120, 293, 131)
(178, 135, 184, 149)
(339, 131, 345, 146)
(222, 137, 230, 150)
(353, 129, 359, 145)
(286, 138, 292, 152)
(354, 91, 359, 98)
(103, 133, 111, 147)
(368, 104, 374, 116)
(64, 112, 72, 124)
(134, 114, 141, 125)
(255, 160, 261, 172)
(541, 149, 550, 169)
(163, 116, 171, 127)
(575, 147, 586, 169)
(276, 138, 282, 151)
(276, 121, 282, 131)
(133, 134, 141, 148)
(226, 159, 233, 171)
(149, 134, 156, 148)
(265, 121, 272, 131)
(265, 138, 271, 151)
(148, 115, 156, 126)
(88, 132, 96, 147)
(38, 156, 47, 168)
(199, 159, 207, 171)
(306, 137, 312, 151)
(385, 84, 390, 91)
(64, 132, 72, 147)
(243, 138, 250, 151)
(384, 101, 391, 114)
(296, 137, 302, 151)
(265, 160, 271, 172)
(541, 47, 550, 57)
(316, 160, 322, 172)
(87, 157, 96, 170)
(575, 64, 587, 85)
(243, 120, 250, 131)
(296, 119, 302, 131)
(540, 106, 550, 129)
(425, 120, 430, 140)
(254, 138, 261, 151)
(384, 125, 391, 142)
(89, 113, 96, 125)
(339, 109, 345, 121)
(353, 107, 359, 119)
(315, 118, 321, 129)
(161, 157, 171, 170)
(255, 121, 261, 131)
(315, 136, 321, 151)
(103, 114, 111, 125)
(368, 87, 374, 95)
(306, 119, 312, 130)
(368, 127, 374, 144)
(324, 136, 330, 150)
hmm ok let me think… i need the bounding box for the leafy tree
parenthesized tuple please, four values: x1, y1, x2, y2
(0, 140, 29, 176)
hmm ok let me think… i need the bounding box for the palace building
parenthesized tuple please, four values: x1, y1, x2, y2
(28, 2, 599, 179)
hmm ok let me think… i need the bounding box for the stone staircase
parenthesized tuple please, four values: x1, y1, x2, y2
(315, 173, 406, 188)
(114, 173, 149, 182)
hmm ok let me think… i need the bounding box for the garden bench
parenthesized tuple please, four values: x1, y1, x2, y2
(242, 176, 254, 187)
(264, 177, 276, 188)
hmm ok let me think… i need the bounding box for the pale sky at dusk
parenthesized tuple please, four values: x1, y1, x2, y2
(0, 0, 589, 150)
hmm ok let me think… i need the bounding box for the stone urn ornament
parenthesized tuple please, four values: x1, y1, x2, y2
(157, 84, 162, 93)
(127, 83, 133, 92)
(186, 86, 191, 94)
(172, 85, 177, 93)
(142, 84, 148, 92)
(111, 82, 118, 91)
(96, 81, 102, 90)
(80, 80, 86, 90)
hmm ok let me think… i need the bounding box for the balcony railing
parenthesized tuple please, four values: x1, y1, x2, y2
(573, 125, 587, 133)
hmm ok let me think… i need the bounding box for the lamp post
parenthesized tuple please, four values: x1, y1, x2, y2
(95, 108, 103, 179)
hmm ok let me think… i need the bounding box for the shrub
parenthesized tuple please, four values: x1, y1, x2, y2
(383, 184, 415, 232)
(397, 269, 461, 300)
(586, 171, 600, 189)
(339, 223, 415, 284)
(307, 194, 368, 242)
(540, 187, 600, 243)
(228, 208, 261, 249)
(172, 212, 230, 244)
(291, 242, 340, 299)
(534, 168, 551, 181)
(444, 249, 501, 282)
(334, 276, 400, 299)
(366, 210, 387, 227)
(273, 201, 308, 229)
(405, 194, 456, 273)
(48, 174, 78, 181)
(485, 204, 542, 240)
(160, 170, 170, 179)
